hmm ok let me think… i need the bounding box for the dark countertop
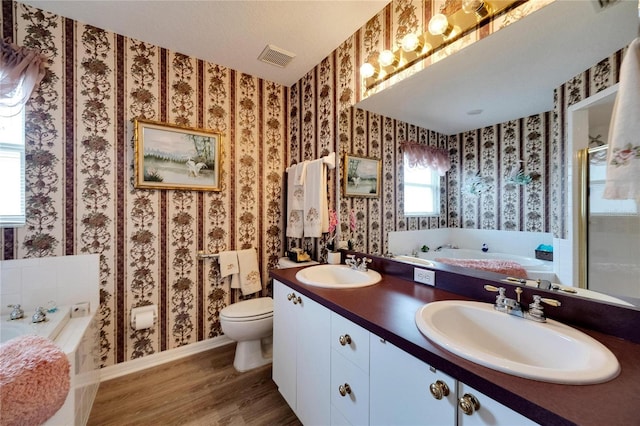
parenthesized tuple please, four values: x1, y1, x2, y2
(270, 265, 640, 426)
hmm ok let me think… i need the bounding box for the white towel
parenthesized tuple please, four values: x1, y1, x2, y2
(235, 248, 262, 296)
(286, 163, 305, 238)
(303, 158, 328, 237)
(217, 250, 238, 278)
(603, 38, 640, 200)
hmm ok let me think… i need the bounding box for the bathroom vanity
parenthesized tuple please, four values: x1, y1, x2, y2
(270, 258, 640, 425)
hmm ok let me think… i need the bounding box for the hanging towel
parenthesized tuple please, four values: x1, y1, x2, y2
(303, 158, 328, 237)
(218, 250, 239, 278)
(286, 162, 305, 238)
(603, 37, 640, 200)
(235, 248, 262, 296)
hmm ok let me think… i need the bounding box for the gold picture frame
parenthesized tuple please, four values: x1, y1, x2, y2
(344, 154, 381, 197)
(134, 119, 222, 191)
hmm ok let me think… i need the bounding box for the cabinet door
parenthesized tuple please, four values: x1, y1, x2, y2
(370, 335, 456, 426)
(272, 280, 298, 410)
(458, 383, 537, 426)
(296, 291, 331, 426)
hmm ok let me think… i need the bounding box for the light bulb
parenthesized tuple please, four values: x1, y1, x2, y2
(401, 33, 421, 53)
(428, 14, 453, 37)
(360, 62, 377, 79)
(378, 50, 397, 67)
(462, 0, 490, 19)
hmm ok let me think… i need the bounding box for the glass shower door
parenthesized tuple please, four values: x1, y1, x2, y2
(584, 146, 640, 301)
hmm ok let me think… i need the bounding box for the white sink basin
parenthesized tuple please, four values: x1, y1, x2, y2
(295, 264, 382, 288)
(415, 300, 620, 384)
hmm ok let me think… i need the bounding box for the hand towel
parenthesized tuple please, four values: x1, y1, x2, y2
(603, 37, 640, 200)
(218, 250, 239, 278)
(236, 248, 262, 296)
(303, 158, 328, 237)
(286, 162, 305, 238)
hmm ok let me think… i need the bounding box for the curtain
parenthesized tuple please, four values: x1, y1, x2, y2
(0, 38, 46, 116)
(400, 141, 451, 176)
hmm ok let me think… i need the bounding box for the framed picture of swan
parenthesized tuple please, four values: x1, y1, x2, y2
(344, 154, 380, 197)
(134, 119, 222, 191)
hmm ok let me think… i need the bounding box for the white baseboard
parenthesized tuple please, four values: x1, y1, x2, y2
(99, 336, 234, 382)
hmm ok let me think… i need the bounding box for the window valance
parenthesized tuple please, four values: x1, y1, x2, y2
(400, 141, 451, 176)
(0, 38, 46, 116)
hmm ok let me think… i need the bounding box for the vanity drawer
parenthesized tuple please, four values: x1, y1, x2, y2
(331, 349, 370, 426)
(331, 312, 370, 372)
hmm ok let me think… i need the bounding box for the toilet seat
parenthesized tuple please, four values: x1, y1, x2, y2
(220, 297, 273, 322)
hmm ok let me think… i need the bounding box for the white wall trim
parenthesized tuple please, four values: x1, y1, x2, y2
(99, 336, 234, 382)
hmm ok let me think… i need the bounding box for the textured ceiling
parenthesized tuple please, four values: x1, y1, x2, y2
(20, 0, 390, 87)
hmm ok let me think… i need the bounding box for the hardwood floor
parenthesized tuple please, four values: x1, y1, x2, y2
(88, 343, 302, 426)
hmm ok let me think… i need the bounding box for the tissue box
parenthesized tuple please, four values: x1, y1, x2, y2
(288, 250, 311, 263)
(535, 250, 553, 261)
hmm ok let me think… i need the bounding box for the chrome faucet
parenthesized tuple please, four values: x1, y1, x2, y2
(32, 306, 47, 323)
(345, 255, 372, 272)
(484, 285, 561, 323)
(7, 304, 24, 320)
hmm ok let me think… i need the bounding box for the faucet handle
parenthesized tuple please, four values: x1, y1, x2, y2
(539, 297, 561, 307)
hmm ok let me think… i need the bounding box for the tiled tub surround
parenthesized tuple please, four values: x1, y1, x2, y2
(270, 255, 640, 425)
(0, 254, 100, 425)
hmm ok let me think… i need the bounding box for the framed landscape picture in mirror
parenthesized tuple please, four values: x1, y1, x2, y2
(134, 119, 222, 191)
(344, 154, 380, 197)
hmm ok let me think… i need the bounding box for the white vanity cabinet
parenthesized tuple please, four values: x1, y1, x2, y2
(273, 279, 538, 425)
(272, 280, 331, 426)
(370, 335, 457, 425)
(330, 312, 370, 425)
(457, 383, 537, 426)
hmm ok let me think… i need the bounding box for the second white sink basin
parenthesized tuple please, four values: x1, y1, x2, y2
(415, 300, 620, 384)
(295, 264, 382, 288)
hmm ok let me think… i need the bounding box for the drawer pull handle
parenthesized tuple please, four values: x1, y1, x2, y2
(287, 293, 294, 301)
(338, 383, 352, 397)
(459, 393, 481, 415)
(292, 295, 302, 305)
(429, 380, 450, 400)
(339, 334, 352, 346)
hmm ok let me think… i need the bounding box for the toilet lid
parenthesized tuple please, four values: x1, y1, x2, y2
(220, 297, 273, 319)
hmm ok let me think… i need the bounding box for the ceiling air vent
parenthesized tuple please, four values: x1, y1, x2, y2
(258, 44, 296, 68)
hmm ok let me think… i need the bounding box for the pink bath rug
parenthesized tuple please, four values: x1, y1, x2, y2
(0, 335, 70, 426)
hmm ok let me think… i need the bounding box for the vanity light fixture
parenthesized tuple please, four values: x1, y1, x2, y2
(361, 0, 522, 91)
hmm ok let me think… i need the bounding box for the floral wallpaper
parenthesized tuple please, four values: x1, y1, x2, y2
(1, 1, 286, 367)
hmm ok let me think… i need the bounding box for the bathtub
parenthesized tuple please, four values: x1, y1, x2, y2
(1, 307, 99, 426)
(1, 306, 71, 344)
(416, 248, 546, 272)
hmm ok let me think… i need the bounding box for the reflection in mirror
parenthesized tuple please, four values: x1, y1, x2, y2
(363, 2, 639, 310)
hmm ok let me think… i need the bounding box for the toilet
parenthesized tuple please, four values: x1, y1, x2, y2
(220, 297, 273, 372)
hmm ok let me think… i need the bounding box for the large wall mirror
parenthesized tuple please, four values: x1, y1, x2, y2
(354, 1, 639, 310)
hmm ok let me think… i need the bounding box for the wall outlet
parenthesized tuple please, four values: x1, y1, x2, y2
(414, 268, 435, 286)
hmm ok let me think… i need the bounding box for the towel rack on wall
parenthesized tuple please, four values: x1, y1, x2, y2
(196, 248, 257, 260)
(285, 151, 336, 172)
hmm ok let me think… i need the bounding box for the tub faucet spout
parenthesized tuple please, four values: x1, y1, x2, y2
(32, 307, 47, 323)
(8, 304, 24, 320)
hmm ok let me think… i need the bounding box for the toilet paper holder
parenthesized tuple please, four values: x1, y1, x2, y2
(131, 305, 158, 330)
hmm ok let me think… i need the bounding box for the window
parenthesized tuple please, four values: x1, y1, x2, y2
(403, 152, 440, 217)
(0, 108, 25, 227)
